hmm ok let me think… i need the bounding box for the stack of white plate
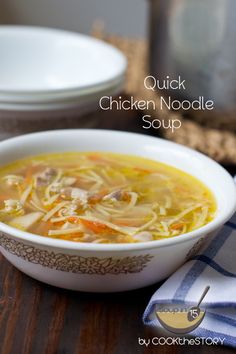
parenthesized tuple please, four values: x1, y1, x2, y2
(0, 26, 126, 116)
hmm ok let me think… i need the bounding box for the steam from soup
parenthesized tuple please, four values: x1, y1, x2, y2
(0, 152, 216, 243)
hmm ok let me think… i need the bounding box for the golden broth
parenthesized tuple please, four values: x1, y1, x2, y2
(0, 152, 216, 243)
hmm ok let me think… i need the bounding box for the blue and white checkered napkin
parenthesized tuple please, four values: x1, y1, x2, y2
(143, 213, 236, 347)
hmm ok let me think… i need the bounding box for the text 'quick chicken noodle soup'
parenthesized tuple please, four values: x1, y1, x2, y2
(0, 152, 216, 243)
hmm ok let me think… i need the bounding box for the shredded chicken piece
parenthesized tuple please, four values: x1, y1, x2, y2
(103, 190, 138, 212)
(35, 168, 57, 186)
(61, 187, 88, 206)
(2, 199, 24, 215)
(49, 182, 62, 193)
(49, 176, 77, 193)
(58, 202, 78, 217)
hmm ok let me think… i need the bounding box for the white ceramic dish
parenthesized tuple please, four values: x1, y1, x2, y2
(0, 26, 126, 96)
(0, 130, 235, 292)
(0, 77, 124, 111)
(0, 75, 124, 105)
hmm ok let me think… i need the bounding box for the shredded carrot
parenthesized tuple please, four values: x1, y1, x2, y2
(115, 221, 138, 227)
(0, 195, 11, 201)
(88, 154, 102, 161)
(171, 223, 185, 230)
(134, 167, 152, 174)
(122, 191, 130, 201)
(68, 216, 79, 224)
(87, 154, 110, 165)
(114, 218, 143, 227)
(80, 219, 114, 234)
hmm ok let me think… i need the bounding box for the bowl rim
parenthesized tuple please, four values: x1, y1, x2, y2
(0, 129, 235, 252)
(0, 25, 127, 95)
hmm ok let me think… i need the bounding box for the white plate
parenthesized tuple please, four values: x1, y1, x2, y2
(0, 26, 127, 95)
(0, 75, 125, 103)
(0, 78, 124, 111)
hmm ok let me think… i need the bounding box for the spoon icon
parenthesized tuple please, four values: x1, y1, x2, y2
(187, 286, 210, 322)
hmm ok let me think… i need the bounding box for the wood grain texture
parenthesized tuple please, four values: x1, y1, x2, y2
(0, 107, 235, 354)
(0, 252, 235, 354)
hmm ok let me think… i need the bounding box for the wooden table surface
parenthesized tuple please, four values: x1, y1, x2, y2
(0, 107, 235, 354)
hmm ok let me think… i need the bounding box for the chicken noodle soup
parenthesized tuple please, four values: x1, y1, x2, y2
(0, 152, 216, 243)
